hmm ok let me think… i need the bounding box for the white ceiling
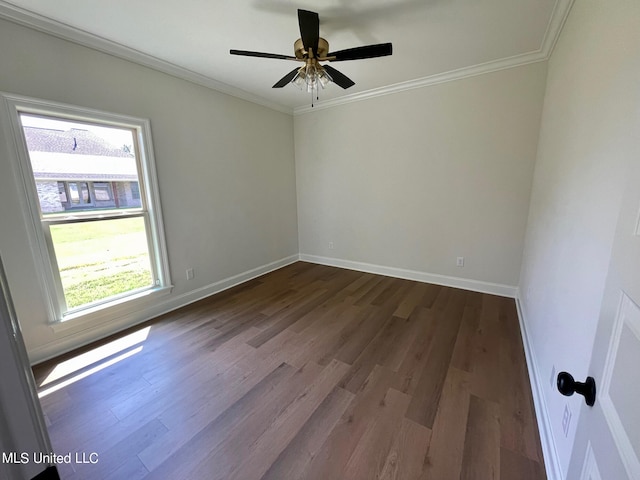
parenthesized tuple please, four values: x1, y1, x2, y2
(0, 0, 570, 113)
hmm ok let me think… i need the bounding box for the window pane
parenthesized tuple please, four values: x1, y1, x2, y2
(131, 182, 140, 200)
(20, 114, 140, 215)
(80, 182, 90, 203)
(94, 182, 112, 201)
(69, 183, 80, 204)
(57, 182, 67, 203)
(49, 217, 153, 309)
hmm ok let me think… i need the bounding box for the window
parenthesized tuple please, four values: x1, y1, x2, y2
(68, 181, 91, 206)
(93, 182, 113, 202)
(55, 181, 127, 210)
(131, 182, 141, 201)
(1, 93, 171, 323)
(57, 182, 68, 204)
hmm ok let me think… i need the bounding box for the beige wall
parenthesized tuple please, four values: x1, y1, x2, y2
(0, 18, 298, 362)
(295, 62, 547, 289)
(10, 7, 635, 476)
(519, 1, 640, 477)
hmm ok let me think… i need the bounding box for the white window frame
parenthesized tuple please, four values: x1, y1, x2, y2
(0, 92, 172, 327)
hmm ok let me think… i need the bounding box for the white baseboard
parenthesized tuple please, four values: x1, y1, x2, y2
(298, 254, 518, 298)
(29, 254, 299, 364)
(515, 294, 563, 480)
(168, 254, 299, 309)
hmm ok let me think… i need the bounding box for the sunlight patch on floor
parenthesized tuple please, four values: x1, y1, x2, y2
(39, 326, 150, 390)
(38, 345, 144, 399)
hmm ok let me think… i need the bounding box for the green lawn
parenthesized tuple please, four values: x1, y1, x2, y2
(50, 217, 153, 309)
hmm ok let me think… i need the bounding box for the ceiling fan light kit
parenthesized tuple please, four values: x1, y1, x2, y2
(230, 9, 393, 106)
(292, 64, 333, 92)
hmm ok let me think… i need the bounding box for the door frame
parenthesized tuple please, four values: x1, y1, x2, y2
(0, 251, 55, 479)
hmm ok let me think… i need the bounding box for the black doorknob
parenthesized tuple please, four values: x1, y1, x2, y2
(557, 372, 596, 406)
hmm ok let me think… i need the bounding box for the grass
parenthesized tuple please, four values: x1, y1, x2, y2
(63, 270, 152, 308)
(50, 217, 153, 309)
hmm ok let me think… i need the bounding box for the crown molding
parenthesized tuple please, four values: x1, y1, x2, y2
(294, 0, 574, 115)
(0, 1, 293, 115)
(0, 0, 573, 116)
(293, 49, 548, 115)
(539, 0, 575, 59)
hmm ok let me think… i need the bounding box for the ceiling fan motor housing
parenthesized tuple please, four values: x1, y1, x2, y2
(295, 38, 329, 59)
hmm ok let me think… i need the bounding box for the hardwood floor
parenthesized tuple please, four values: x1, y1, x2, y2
(33, 262, 546, 480)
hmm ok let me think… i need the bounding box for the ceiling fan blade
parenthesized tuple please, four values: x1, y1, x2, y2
(298, 9, 319, 55)
(272, 68, 300, 88)
(328, 43, 393, 62)
(323, 65, 355, 89)
(230, 49, 297, 60)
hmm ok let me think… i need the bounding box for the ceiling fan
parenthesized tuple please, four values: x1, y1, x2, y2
(230, 9, 392, 94)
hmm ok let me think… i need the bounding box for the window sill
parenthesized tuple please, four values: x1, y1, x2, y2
(50, 285, 173, 334)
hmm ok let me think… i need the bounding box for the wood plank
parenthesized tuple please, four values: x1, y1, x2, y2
(346, 274, 385, 304)
(32, 262, 546, 480)
(468, 294, 503, 403)
(246, 288, 333, 347)
(379, 417, 432, 480)
(371, 277, 411, 306)
(260, 386, 355, 480)
(287, 304, 363, 368)
(140, 356, 306, 473)
(72, 418, 165, 479)
(423, 283, 446, 309)
(333, 305, 393, 365)
(500, 447, 547, 480)
(393, 282, 430, 319)
(288, 293, 355, 335)
(301, 365, 397, 480)
(218, 359, 350, 480)
(392, 307, 438, 395)
(111, 327, 259, 421)
(421, 367, 471, 480)
(340, 313, 417, 393)
(498, 298, 545, 462)
(354, 276, 396, 306)
(460, 395, 501, 480)
(313, 305, 374, 366)
(450, 304, 482, 372)
(405, 289, 466, 427)
(102, 457, 148, 480)
(46, 406, 119, 454)
(342, 387, 412, 480)
(141, 361, 301, 478)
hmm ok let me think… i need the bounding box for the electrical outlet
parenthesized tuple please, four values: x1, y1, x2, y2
(186, 268, 194, 280)
(329, 242, 334, 250)
(562, 404, 572, 437)
(456, 256, 464, 267)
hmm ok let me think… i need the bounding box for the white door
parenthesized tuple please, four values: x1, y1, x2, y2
(568, 156, 640, 479)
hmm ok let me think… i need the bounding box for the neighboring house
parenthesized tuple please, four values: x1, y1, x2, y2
(23, 126, 141, 214)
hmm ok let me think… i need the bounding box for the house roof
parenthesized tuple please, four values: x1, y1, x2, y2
(23, 126, 133, 158)
(24, 127, 139, 181)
